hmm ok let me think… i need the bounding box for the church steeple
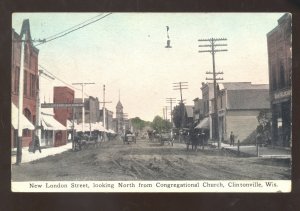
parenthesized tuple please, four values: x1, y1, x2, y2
(116, 89, 123, 109)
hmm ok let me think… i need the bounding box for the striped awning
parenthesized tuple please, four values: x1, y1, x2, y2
(41, 114, 66, 130)
(11, 103, 35, 130)
(195, 117, 209, 129)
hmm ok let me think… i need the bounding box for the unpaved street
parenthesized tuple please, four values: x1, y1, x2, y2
(12, 138, 291, 181)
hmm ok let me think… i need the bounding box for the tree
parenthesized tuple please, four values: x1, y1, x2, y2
(151, 116, 172, 133)
(256, 110, 271, 144)
(172, 103, 187, 129)
(130, 117, 150, 132)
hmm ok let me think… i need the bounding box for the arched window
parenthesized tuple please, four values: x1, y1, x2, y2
(23, 108, 31, 137)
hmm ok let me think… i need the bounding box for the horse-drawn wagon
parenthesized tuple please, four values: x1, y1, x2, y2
(158, 131, 173, 146)
(123, 134, 136, 144)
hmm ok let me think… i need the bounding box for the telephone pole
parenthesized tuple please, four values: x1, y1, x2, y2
(16, 33, 25, 165)
(72, 82, 95, 133)
(173, 82, 188, 129)
(173, 82, 188, 103)
(99, 84, 112, 141)
(166, 97, 176, 125)
(198, 38, 227, 149)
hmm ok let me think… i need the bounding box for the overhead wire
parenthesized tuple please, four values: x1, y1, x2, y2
(38, 64, 90, 97)
(43, 13, 104, 41)
(35, 13, 112, 47)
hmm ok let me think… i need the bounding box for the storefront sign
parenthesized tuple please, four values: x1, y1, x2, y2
(274, 89, 291, 100)
(41, 103, 84, 108)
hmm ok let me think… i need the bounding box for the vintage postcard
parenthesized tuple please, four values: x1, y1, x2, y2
(11, 12, 291, 192)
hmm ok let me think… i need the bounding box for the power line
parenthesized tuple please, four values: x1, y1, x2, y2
(38, 64, 90, 97)
(35, 13, 113, 47)
(44, 13, 104, 41)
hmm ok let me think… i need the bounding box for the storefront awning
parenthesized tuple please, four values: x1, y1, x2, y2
(108, 129, 116, 134)
(41, 114, 66, 130)
(195, 117, 209, 129)
(67, 120, 74, 130)
(11, 103, 35, 130)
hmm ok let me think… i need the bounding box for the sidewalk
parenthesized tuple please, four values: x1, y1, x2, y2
(210, 142, 291, 158)
(11, 143, 72, 164)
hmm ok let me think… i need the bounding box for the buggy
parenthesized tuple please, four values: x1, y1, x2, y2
(158, 131, 173, 146)
(123, 134, 136, 144)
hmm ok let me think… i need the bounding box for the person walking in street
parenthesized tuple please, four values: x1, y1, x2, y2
(33, 135, 42, 153)
(230, 131, 235, 146)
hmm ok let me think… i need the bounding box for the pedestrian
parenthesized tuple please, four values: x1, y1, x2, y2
(33, 135, 41, 153)
(73, 133, 81, 151)
(230, 131, 235, 146)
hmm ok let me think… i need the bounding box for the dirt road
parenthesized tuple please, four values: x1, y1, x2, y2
(11, 138, 291, 181)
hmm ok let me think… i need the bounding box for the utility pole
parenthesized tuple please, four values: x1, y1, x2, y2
(16, 34, 25, 165)
(198, 38, 227, 149)
(166, 98, 176, 126)
(173, 82, 188, 133)
(173, 82, 188, 104)
(72, 82, 95, 133)
(99, 84, 112, 141)
(165, 106, 168, 121)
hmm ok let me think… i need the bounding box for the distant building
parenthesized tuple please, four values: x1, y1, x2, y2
(53, 86, 75, 146)
(200, 83, 215, 139)
(99, 108, 114, 130)
(185, 105, 194, 128)
(74, 96, 100, 124)
(213, 82, 270, 143)
(11, 19, 39, 147)
(267, 13, 292, 147)
(193, 97, 205, 125)
(115, 100, 124, 134)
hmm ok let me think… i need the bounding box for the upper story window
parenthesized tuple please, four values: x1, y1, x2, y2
(30, 73, 36, 98)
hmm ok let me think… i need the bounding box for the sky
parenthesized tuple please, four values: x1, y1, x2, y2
(12, 12, 284, 121)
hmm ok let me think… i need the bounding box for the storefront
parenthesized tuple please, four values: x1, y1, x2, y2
(41, 113, 67, 147)
(271, 89, 292, 147)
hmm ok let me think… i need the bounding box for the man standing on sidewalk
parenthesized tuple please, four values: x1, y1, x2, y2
(230, 131, 235, 146)
(33, 135, 42, 153)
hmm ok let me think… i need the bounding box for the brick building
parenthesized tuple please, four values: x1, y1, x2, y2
(267, 13, 292, 147)
(11, 19, 39, 147)
(53, 86, 75, 146)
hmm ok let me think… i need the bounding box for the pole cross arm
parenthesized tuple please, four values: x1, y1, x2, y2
(199, 50, 212, 53)
(214, 49, 228, 52)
